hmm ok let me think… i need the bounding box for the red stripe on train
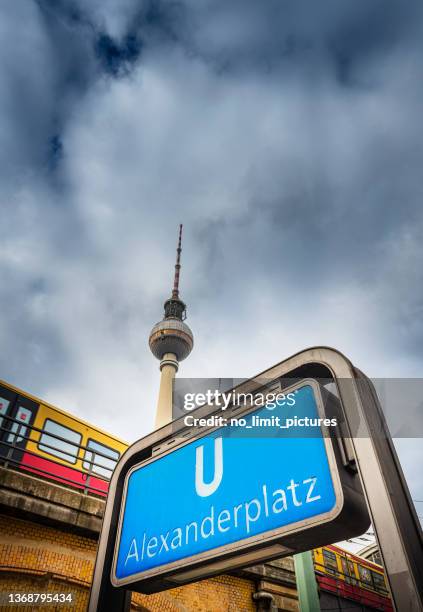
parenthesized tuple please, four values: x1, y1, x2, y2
(20, 452, 109, 497)
(316, 574, 393, 611)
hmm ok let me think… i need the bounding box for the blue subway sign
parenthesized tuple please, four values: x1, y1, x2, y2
(111, 380, 359, 588)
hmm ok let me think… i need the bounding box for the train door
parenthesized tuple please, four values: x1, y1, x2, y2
(0, 384, 38, 466)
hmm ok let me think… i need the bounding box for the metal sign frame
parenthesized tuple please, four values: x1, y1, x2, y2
(111, 378, 347, 587)
(88, 347, 423, 612)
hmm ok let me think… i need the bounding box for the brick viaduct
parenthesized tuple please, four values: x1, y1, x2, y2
(0, 467, 299, 611)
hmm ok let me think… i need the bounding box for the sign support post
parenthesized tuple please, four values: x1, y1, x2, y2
(294, 552, 320, 612)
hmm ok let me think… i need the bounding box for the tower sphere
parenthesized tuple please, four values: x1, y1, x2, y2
(149, 317, 193, 362)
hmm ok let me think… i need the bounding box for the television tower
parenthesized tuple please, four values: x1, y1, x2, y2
(149, 225, 194, 427)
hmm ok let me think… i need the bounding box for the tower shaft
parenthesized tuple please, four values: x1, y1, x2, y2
(155, 353, 178, 428)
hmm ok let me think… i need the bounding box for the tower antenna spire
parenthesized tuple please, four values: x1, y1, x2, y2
(172, 224, 183, 299)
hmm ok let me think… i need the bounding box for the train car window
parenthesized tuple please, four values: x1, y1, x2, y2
(7, 406, 31, 443)
(38, 419, 82, 464)
(83, 439, 120, 478)
(0, 396, 11, 429)
(323, 549, 338, 576)
(340, 557, 350, 583)
(358, 564, 373, 587)
(371, 570, 388, 594)
(348, 560, 358, 585)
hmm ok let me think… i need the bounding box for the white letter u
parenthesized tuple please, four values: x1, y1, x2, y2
(195, 437, 223, 497)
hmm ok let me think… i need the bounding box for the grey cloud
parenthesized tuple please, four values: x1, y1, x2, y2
(0, 0, 422, 442)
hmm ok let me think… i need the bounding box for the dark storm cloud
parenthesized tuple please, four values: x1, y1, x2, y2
(175, 0, 421, 75)
(0, 0, 423, 443)
(0, 3, 93, 180)
(94, 33, 141, 76)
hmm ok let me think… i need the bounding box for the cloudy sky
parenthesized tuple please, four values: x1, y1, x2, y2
(1, 1, 422, 517)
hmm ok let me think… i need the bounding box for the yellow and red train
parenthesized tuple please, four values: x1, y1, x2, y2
(0, 378, 393, 610)
(0, 378, 127, 496)
(313, 545, 393, 611)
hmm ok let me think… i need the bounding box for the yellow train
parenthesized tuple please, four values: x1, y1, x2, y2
(0, 378, 127, 496)
(313, 545, 392, 611)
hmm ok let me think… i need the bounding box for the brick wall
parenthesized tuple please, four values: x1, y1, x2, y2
(0, 514, 257, 612)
